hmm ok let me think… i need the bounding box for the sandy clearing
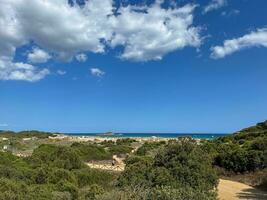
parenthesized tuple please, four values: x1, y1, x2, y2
(86, 162, 125, 172)
(218, 179, 267, 200)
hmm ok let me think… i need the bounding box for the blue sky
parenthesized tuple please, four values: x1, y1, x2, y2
(1, 0, 267, 133)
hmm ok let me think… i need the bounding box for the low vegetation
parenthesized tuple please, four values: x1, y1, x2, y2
(0, 145, 116, 200)
(71, 142, 112, 161)
(111, 138, 218, 200)
(0, 121, 266, 199)
(201, 121, 267, 188)
(0, 130, 55, 139)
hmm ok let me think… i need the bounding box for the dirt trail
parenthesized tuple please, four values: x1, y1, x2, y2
(218, 179, 267, 200)
(86, 162, 125, 171)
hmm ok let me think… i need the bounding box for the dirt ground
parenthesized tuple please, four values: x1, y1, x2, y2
(86, 162, 125, 171)
(218, 179, 267, 200)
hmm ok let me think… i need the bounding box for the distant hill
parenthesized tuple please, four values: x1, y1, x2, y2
(0, 130, 56, 139)
(212, 120, 267, 188)
(217, 121, 267, 143)
(237, 120, 267, 133)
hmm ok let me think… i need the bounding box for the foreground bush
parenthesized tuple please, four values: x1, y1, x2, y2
(117, 138, 218, 200)
(0, 145, 117, 200)
(201, 122, 267, 174)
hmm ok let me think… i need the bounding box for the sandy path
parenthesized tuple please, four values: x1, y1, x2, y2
(86, 162, 125, 172)
(218, 179, 267, 200)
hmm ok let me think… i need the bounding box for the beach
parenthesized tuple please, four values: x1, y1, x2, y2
(48, 134, 205, 144)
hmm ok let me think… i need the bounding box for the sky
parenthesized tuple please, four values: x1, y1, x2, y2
(0, 0, 267, 133)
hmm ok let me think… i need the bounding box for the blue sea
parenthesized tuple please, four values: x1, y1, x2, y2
(65, 133, 229, 140)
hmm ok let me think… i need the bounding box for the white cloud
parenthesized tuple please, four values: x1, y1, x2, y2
(0, 0, 202, 81)
(221, 9, 240, 17)
(57, 70, 66, 75)
(203, 0, 227, 14)
(0, 123, 8, 127)
(0, 58, 50, 82)
(90, 68, 105, 77)
(27, 47, 51, 63)
(211, 28, 267, 59)
(0, 1, 26, 58)
(8, 0, 115, 58)
(75, 53, 87, 62)
(0, 0, 201, 63)
(110, 3, 201, 61)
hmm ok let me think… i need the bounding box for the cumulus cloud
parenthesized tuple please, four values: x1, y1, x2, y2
(75, 53, 87, 62)
(0, 0, 50, 81)
(0, 0, 202, 81)
(57, 70, 66, 75)
(110, 3, 201, 61)
(0, 58, 50, 81)
(0, 0, 201, 62)
(203, 0, 227, 14)
(90, 68, 105, 77)
(0, 1, 26, 58)
(27, 47, 51, 63)
(211, 28, 267, 59)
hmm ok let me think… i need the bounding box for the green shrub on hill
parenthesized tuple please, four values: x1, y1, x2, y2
(71, 142, 112, 161)
(108, 144, 133, 155)
(209, 121, 267, 173)
(0, 130, 54, 139)
(116, 138, 218, 200)
(30, 144, 83, 169)
(136, 141, 165, 156)
(0, 144, 117, 200)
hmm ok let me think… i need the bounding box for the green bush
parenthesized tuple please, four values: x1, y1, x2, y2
(56, 180, 79, 199)
(116, 138, 136, 146)
(48, 168, 77, 185)
(71, 143, 111, 161)
(118, 138, 218, 199)
(136, 141, 165, 156)
(74, 168, 115, 189)
(108, 144, 132, 155)
(30, 144, 83, 170)
(79, 184, 104, 200)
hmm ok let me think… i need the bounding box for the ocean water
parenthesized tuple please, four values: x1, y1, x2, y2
(65, 133, 229, 140)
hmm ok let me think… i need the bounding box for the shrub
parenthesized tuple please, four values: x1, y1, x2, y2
(118, 138, 218, 199)
(74, 168, 115, 189)
(136, 141, 165, 156)
(79, 184, 104, 200)
(31, 144, 83, 170)
(71, 143, 111, 161)
(108, 144, 133, 155)
(56, 181, 78, 199)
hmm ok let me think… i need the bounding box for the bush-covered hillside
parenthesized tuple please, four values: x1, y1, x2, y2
(0, 144, 117, 200)
(108, 138, 219, 200)
(0, 121, 266, 199)
(0, 130, 55, 139)
(217, 120, 267, 144)
(201, 121, 267, 189)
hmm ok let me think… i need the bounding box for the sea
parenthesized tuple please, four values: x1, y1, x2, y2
(65, 133, 229, 140)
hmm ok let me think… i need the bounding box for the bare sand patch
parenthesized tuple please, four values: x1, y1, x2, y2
(218, 179, 267, 200)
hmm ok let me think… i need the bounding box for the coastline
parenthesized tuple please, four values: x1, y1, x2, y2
(49, 133, 228, 143)
(49, 134, 176, 143)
